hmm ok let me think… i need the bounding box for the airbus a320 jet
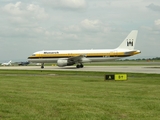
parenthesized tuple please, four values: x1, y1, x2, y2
(28, 30, 141, 68)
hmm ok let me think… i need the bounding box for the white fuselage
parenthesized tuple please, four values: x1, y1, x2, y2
(28, 49, 140, 63)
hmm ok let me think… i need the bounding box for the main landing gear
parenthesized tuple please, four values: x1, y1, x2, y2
(76, 64, 84, 68)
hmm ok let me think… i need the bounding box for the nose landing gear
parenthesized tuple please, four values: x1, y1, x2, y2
(41, 63, 44, 69)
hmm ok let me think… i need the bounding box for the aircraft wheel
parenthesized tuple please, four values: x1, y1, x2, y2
(76, 64, 84, 68)
(80, 64, 84, 68)
(76, 65, 80, 68)
(41, 63, 44, 69)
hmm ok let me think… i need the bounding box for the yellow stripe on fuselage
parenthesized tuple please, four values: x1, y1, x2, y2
(28, 51, 138, 59)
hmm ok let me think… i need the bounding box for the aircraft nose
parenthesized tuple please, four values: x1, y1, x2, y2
(137, 50, 141, 53)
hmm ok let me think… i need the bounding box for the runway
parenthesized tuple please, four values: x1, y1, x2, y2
(0, 66, 160, 74)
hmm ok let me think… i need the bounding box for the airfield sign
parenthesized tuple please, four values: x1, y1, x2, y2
(105, 74, 127, 80)
(115, 74, 127, 80)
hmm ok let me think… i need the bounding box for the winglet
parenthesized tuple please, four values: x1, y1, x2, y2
(116, 30, 138, 50)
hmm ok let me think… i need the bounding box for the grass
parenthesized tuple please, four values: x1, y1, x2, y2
(0, 70, 160, 120)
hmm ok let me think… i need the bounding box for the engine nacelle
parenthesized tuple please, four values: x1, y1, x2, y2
(57, 59, 75, 67)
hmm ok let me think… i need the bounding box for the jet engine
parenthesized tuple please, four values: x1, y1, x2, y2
(57, 59, 75, 67)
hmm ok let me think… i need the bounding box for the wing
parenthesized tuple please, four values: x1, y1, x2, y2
(68, 55, 85, 63)
(68, 54, 91, 64)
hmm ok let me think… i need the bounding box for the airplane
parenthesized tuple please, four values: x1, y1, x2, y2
(18, 61, 30, 66)
(28, 30, 141, 69)
(1, 60, 12, 66)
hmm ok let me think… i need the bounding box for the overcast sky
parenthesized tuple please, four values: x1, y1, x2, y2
(0, 0, 160, 62)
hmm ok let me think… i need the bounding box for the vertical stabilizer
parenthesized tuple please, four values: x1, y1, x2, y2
(8, 60, 12, 65)
(116, 30, 138, 50)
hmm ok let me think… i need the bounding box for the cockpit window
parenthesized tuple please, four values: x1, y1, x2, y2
(32, 54, 36, 56)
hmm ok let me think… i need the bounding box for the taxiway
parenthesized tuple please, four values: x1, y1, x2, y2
(0, 66, 160, 74)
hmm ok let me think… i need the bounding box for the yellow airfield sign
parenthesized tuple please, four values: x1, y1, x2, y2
(115, 74, 127, 80)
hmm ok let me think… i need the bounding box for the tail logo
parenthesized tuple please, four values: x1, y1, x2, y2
(127, 39, 133, 46)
